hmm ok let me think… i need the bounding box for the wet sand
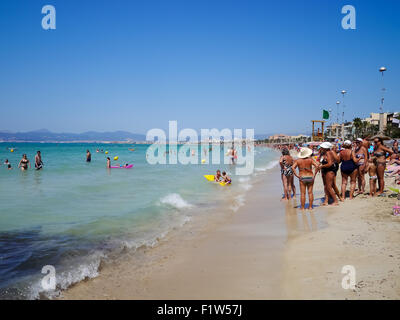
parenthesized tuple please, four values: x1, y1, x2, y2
(62, 168, 296, 299)
(61, 165, 400, 300)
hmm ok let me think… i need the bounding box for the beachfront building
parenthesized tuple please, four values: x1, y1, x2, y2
(266, 133, 310, 144)
(325, 123, 341, 140)
(363, 112, 394, 131)
(268, 134, 291, 142)
(326, 122, 354, 141)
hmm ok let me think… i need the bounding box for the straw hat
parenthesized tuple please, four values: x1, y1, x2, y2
(320, 142, 332, 149)
(298, 147, 313, 159)
(370, 134, 391, 141)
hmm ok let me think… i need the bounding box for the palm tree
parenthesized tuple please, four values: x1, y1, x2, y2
(353, 117, 363, 137)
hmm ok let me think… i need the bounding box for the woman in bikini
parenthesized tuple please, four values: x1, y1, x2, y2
(329, 144, 343, 201)
(355, 138, 369, 194)
(319, 142, 339, 206)
(292, 147, 320, 210)
(339, 140, 359, 200)
(18, 154, 31, 171)
(373, 137, 393, 195)
(279, 149, 295, 200)
(389, 140, 400, 165)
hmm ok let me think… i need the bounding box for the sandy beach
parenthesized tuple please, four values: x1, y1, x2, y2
(282, 176, 400, 299)
(61, 164, 400, 300)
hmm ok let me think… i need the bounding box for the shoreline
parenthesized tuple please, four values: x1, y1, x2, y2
(61, 163, 290, 299)
(60, 165, 400, 300)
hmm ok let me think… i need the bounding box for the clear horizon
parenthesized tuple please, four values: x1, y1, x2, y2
(1, 0, 399, 134)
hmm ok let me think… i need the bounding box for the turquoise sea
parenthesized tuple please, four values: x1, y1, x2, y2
(0, 143, 278, 299)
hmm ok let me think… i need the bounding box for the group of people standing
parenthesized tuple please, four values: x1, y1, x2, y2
(1, 151, 43, 171)
(279, 137, 394, 210)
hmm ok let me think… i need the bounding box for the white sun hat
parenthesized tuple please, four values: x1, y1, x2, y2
(356, 138, 363, 142)
(344, 140, 352, 145)
(320, 142, 332, 149)
(298, 147, 313, 159)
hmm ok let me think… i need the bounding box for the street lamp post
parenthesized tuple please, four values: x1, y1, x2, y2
(336, 100, 340, 140)
(378, 67, 387, 134)
(341, 90, 347, 140)
(328, 108, 332, 138)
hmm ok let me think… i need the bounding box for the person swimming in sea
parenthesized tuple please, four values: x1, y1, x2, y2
(86, 150, 91, 162)
(221, 171, 232, 184)
(4, 159, 12, 170)
(18, 154, 30, 171)
(35, 151, 43, 170)
(106, 157, 111, 168)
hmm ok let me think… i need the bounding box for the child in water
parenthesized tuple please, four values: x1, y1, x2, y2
(221, 171, 232, 184)
(368, 157, 377, 197)
(4, 159, 12, 170)
(106, 157, 111, 168)
(214, 170, 222, 182)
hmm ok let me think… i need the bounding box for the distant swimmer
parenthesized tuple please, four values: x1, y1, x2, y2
(86, 150, 91, 162)
(18, 154, 31, 171)
(229, 145, 236, 165)
(221, 171, 232, 184)
(106, 157, 111, 168)
(4, 159, 12, 170)
(35, 151, 43, 170)
(214, 170, 222, 182)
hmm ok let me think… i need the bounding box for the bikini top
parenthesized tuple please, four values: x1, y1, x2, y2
(374, 151, 385, 157)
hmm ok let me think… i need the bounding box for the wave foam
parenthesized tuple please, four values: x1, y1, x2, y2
(230, 194, 246, 212)
(160, 193, 193, 209)
(255, 160, 279, 172)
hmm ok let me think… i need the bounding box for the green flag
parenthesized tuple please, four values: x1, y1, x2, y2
(323, 109, 329, 120)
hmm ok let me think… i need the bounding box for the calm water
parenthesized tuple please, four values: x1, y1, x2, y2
(0, 143, 278, 299)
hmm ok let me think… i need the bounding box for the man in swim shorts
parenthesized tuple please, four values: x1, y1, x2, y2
(35, 151, 43, 170)
(86, 150, 91, 162)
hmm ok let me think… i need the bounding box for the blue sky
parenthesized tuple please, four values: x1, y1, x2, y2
(0, 0, 399, 135)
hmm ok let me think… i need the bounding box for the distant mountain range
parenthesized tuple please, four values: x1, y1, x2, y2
(0, 129, 147, 142)
(0, 130, 305, 143)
